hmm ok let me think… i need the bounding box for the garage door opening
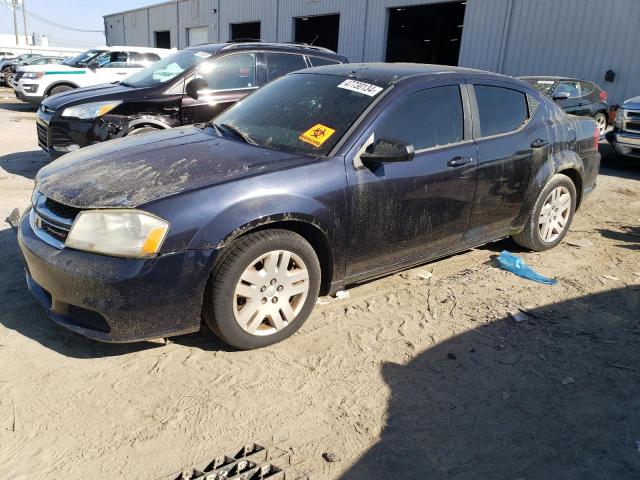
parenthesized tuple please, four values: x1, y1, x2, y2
(294, 14, 339, 53)
(154, 30, 171, 49)
(187, 26, 208, 46)
(231, 22, 261, 41)
(386, 2, 466, 65)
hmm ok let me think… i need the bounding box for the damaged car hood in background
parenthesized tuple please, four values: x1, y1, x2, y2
(36, 126, 313, 208)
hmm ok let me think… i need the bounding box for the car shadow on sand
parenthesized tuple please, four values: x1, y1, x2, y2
(0, 225, 232, 358)
(0, 100, 37, 113)
(0, 149, 49, 180)
(340, 286, 640, 480)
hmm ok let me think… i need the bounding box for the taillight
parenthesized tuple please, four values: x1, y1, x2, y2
(593, 126, 600, 148)
(600, 90, 607, 102)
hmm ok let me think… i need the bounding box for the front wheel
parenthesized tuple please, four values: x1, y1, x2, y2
(513, 174, 577, 251)
(203, 229, 321, 350)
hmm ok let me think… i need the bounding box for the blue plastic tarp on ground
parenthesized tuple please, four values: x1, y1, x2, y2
(497, 251, 557, 285)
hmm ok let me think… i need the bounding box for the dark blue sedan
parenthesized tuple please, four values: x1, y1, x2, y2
(18, 63, 601, 349)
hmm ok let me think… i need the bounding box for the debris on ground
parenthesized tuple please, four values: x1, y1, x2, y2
(335, 290, 350, 300)
(496, 251, 557, 285)
(635, 441, 640, 452)
(565, 238, 594, 248)
(322, 452, 341, 463)
(447, 352, 457, 360)
(602, 275, 620, 281)
(562, 377, 576, 385)
(509, 310, 528, 323)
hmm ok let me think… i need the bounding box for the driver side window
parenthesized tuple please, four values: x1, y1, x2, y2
(373, 85, 464, 150)
(93, 51, 128, 68)
(198, 53, 257, 91)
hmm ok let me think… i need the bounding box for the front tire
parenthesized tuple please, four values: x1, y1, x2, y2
(203, 229, 321, 350)
(513, 174, 577, 251)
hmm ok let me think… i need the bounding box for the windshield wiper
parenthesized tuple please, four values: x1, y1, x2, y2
(214, 122, 257, 145)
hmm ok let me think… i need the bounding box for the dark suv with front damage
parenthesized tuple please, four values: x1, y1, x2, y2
(18, 64, 600, 350)
(35, 41, 346, 157)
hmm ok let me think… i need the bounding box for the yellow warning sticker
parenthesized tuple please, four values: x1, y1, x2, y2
(299, 124, 336, 148)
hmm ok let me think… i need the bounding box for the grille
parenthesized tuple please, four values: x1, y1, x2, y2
(626, 111, 640, 133)
(67, 306, 111, 333)
(50, 126, 74, 146)
(39, 219, 69, 242)
(44, 197, 81, 219)
(36, 122, 48, 150)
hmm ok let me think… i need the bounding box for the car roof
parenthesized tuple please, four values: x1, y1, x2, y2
(295, 62, 509, 85)
(101, 45, 173, 54)
(185, 41, 344, 58)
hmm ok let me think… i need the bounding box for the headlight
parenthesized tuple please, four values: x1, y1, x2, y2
(22, 72, 43, 79)
(615, 108, 625, 128)
(65, 210, 169, 258)
(61, 100, 122, 120)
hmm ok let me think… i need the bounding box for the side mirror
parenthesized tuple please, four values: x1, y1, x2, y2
(185, 77, 208, 99)
(86, 60, 99, 70)
(553, 91, 570, 101)
(360, 138, 415, 164)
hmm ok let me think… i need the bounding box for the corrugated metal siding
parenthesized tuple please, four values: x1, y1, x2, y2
(104, 0, 640, 104)
(123, 10, 150, 47)
(148, 2, 180, 48)
(218, 0, 279, 42)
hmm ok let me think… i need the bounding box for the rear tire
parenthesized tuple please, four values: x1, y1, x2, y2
(594, 111, 607, 136)
(513, 174, 577, 251)
(48, 85, 73, 97)
(203, 229, 321, 350)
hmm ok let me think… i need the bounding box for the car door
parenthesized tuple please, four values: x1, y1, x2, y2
(553, 80, 588, 116)
(90, 50, 131, 84)
(344, 82, 478, 280)
(465, 82, 547, 240)
(180, 52, 260, 125)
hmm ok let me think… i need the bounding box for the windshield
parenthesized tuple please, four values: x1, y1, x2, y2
(62, 49, 104, 68)
(522, 78, 558, 96)
(121, 50, 211, 88)
(211, 73, 387, 156)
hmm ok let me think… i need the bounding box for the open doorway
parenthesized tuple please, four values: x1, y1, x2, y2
(294, 14, 340, 52)
(154, 31, 171, 49)
(230, 22, 261, 41)
(386, 2, 466, 65)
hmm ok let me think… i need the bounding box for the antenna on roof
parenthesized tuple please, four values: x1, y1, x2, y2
(309, 34, 319, 46)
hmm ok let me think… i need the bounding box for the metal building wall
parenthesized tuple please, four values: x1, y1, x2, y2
(178, 0, 213, 48)
(104, 14, 125, 45)
(148, 2, 180, 48)
(123, 9, 151, 47)
(218, 0, 279, 43)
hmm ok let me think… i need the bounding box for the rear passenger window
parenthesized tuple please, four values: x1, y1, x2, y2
(580, 81, 594, 96)
(308, 56, 341, 67)
(474, 85, 528, 137)
(374, 85, 464, 150)
(265, 53, 308, 82)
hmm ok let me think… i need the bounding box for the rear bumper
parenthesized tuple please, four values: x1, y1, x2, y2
(18, 210, 217, 342)
(606, 130, 640, 159)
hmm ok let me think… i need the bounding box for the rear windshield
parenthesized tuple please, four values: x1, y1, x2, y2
(521, 78, 558, 96)
(210, 73, 387, 156)
(120, 50, 211, 88)
(63, 49, 105, 68)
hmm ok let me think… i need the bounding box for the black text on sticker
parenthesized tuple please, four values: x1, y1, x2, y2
(338, 79, 383, 97)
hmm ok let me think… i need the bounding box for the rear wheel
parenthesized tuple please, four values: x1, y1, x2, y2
(203, 229, 321, 350)
(48, 85, 73, 97)
(594, 111, 607, 136)
(513, 174, 576, 251)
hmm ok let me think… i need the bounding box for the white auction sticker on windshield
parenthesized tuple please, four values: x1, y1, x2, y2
(338, 79, 383, 97)
(194, 51, 211, 59)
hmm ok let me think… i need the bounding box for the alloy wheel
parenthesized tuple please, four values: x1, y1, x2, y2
(595, 113, 607, 135)
(538, 186, 571, 243)
(233, 249, 310, 336)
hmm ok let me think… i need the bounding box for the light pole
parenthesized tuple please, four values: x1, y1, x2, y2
(12, 0, 19, 45)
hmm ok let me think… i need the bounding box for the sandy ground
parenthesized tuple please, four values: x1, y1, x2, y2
(0, 88, 639, 480)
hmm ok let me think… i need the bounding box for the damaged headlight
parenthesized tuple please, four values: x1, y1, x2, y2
(61, 100, 122, 120)
(65, 210, 169, 258)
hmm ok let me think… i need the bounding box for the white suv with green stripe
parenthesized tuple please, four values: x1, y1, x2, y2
(14, 46, 172, 105)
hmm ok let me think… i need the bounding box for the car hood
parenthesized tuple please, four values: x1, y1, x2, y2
(36, 126, 313, 209)
(20, 64, 83, 73)
(622, 96, 640, 110)
(42, 82, 140, 110)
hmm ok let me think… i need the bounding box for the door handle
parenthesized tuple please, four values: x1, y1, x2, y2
(447, 156, 473, 167)
(531, 138, 550, 149)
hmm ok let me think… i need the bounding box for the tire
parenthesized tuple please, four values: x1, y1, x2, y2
(48, 85, 73, 97)
(513, 173, 577, 251)
(594, 111, 607, 136)
(1, 68, 11, 86)
(5, 73, 15, 87)
(126, 126, 159, 136)
(203, 229, 321, 350)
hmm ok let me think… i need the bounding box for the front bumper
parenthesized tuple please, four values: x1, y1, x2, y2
(606, 130, 640, 159)
(15, 88, 44, 105)
(17, 210, 217, 342)
(36, 108, 110, 158)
